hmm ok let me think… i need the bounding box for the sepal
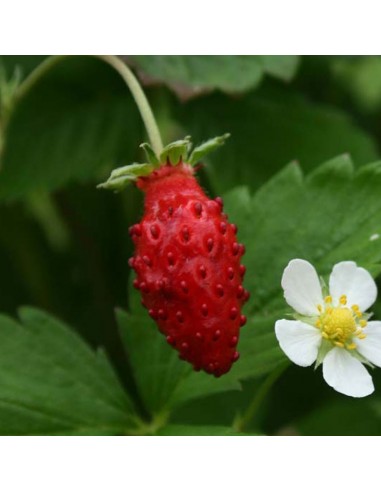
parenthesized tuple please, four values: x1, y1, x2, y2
(320, 276, 329, 298)
(97, 133, 231, 192)
(350, 350, 375, 369)
(97, 163, 154, 191)
(314, 339, 332, 369)
(159, 136, 192, 165)
(140, 143, 159, 166)
(189, 133, 230, 166)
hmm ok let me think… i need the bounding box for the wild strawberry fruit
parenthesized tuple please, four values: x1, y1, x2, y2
(99, 135, 249, 377)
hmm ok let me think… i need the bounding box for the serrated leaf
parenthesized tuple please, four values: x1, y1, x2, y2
(0, 307, 137, 435)
(127, 56, 300, 99)
(176, 89, 379, 194)
(0, 56, 143, 201)
(224, 157, 381, 318)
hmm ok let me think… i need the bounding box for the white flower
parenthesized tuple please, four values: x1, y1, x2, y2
(275, 259, 380, 397)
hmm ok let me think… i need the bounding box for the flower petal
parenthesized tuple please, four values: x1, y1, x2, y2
(356, 321, 381, 367)
(322, 347, 374, 397)
(275, 319, 321, 367)
(281, 259, 323, 315)
(329, 261, 377, 311)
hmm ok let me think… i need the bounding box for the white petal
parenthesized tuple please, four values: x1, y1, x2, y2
(275, 319, 321, 367)
(329, 261, 377, 311)
(281, 259, 323, 315)
(322, 347, 374, 397)
(356, 321, 381, 367)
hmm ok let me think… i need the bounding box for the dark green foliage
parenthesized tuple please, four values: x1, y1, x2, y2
(129, 55, 299, 97)
(0, 308, 136, 435)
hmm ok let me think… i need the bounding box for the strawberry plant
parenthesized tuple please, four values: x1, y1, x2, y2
(1, 55, 381, 435)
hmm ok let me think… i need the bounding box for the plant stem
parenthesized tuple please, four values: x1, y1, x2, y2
(16, 55, 164, 157)
(97, 55, 163, 156)
(128, 410, 169, 436)
(233, 363, 288, 433)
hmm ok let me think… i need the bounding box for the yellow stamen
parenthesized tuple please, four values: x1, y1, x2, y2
(351, 304, 363, 318)
(339, 295, 347, 305)
(334, 341, 344, 348)
(317, 304, 323, 313)
(316, 299, 369, 352)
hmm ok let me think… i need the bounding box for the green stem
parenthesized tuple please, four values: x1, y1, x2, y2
(97, 55, 163, 156)
(127, 410, 169, 436)
(15, 55, 164, 157)
(233, 363, 288, 433)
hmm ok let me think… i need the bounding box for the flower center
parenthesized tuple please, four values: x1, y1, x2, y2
(315, 295, 367, 350)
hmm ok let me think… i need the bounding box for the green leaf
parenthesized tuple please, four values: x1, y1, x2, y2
(156, 424, 254, 436)
(128, 56, 299, 99)
(260, 55, 300, 81)
(0, 56, 143, 201)
(0, 307, 137, 435)
(176, 89, 379, 194)
(119, 275, 243, 414)
(224, 157, 381, 318)
(297, 398, 381, 435)
(121, 271, 285, 414)
(167, 314, 285, 410)
(117, 308, 190, 415)
(333, 56, 381, 113)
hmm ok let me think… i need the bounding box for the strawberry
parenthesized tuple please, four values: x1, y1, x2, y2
(99, 135, 249, 377)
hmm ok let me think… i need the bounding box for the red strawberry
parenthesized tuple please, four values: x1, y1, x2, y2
(99, 135, 249, 377)
(128, 161, 248, 376)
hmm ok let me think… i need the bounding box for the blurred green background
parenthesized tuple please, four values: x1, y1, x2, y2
(1, 55, 381, 435)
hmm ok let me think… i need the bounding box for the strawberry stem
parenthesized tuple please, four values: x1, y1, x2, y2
(97, 55, 164, 157)
(15, 55, 164, 157)
(233, 363, 288, 433)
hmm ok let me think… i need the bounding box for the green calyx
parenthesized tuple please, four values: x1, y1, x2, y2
(97, 163, 154, 192)
(97, 133, 230, 192)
